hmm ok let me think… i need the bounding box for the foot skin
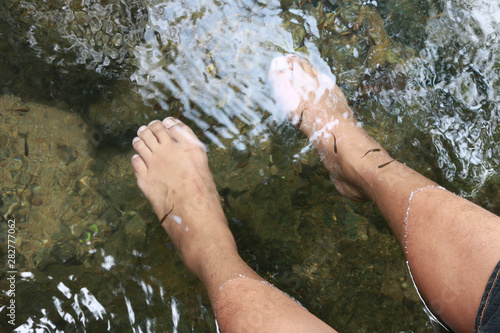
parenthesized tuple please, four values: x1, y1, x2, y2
(131, 118, 338, 333)
(269, 55, 394, 201)
(131, 118, 235, 275)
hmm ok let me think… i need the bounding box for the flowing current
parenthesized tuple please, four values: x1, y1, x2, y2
(130, 0, 329, 147)
(390, 0, 499, 196)
(1, 0, 499, 331)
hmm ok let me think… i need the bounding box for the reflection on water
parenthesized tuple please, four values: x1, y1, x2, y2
(0, 0, 499, 331)
(401, 0, 499, 196)
(129, 0, 339, 147)
(131, 0, 291, 145)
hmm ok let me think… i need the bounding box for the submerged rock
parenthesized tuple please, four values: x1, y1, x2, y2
(0, 95, 124, 270)
(1, 0, 147, 76)
(0, 0, 147, 107)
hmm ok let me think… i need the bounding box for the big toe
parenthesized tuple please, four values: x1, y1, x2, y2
(269, 56, 302, 117)
(162, 117, 206, 151)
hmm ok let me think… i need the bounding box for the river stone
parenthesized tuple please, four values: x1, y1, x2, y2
(0, 95, 120, 270)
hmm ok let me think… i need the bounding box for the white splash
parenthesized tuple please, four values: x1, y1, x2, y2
(308, 119, 339, 146)
(218, 273, 274, 291)
(101, 255, 115, 271)
(171, 297, 180, 333)
(402, 185, 447, 253)
(268, 55, 336, 120)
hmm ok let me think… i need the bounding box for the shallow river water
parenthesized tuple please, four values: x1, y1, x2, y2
(0, 0, 499, 332)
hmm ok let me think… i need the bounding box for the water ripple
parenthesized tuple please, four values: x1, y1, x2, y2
(131, 0, 327, 144)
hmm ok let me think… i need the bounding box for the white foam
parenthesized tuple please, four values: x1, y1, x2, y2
(218, 273, 274, 291)
(308, 119, 339, 145)
(269, 55, 336, 118)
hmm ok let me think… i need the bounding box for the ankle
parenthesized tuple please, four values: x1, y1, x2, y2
(312, 121, 394, 201)
(165, 215, 238, 277)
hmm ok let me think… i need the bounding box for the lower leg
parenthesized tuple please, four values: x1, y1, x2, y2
(269, 55, 500, 333)
(131, 118, 336, 333)
(361, 160, 500, 332)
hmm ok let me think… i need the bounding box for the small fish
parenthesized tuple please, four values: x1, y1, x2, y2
(24, 132, 29, 157)
(297, 110, 305, 129)
(333, 134, 337, 154)
(160, 205, 175, 224)
(7, 106, 30, 112)
(378, 159, 395, 168)
(362, 148, 381, 158)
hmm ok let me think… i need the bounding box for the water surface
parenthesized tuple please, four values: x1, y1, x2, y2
(0, 0, 498, 332)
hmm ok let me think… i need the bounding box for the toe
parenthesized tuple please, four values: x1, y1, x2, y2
(162, 117, 181, 142)
(132, 137, 152, 159)
(137, 124, 160, 151)
(163, 117, 181, 129)
(297, 56, 310, 69)
(131, 153, 148, 177)
(163, 117, 206, 150)
(148, 120, 170, 144)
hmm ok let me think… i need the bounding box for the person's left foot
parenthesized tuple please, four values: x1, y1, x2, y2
(131, 117, 234, 275)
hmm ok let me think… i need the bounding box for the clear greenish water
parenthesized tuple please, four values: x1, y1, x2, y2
(0, 0, 498, 332)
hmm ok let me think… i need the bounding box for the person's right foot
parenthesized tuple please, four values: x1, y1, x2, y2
(269, 55, 394, 201)
(131, 117, 236, 276)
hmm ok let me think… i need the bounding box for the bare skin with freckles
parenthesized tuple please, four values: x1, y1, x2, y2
(132, 55, 500, 333)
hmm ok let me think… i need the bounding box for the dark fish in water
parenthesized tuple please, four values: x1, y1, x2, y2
(362, 148, 381, 158)
(297, 110, 304, 129)
(378, 159, 395, 168)
(24, 132, 29, 157)
(160, 204, 174, 224)
(333, 133, 337, 154)
(7, 106, 30, 112)
(356, 64, 406, 100)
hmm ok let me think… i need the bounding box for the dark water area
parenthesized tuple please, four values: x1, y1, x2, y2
(0, 0, 499, 332)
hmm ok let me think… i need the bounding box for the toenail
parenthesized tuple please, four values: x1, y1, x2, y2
(131, 153, 140, 161)
(148, 120, 160, 126)
(137, 125, 148, 134)
(132, 137, 141, 144)
(163, 117, 178, 129)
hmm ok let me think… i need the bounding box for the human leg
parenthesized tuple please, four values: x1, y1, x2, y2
(269, 54, 500, 333)
(131, 118, 336, 333)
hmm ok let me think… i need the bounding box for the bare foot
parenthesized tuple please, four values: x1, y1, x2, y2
(269, 55, 394, 201)
(131, 117, 236, 276)
(130, 118, 342, 333)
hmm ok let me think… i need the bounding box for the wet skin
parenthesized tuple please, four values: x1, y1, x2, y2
(132, 55, 500, 333)
(131, 117, 336, 332)
(269, 54, 500, 333)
